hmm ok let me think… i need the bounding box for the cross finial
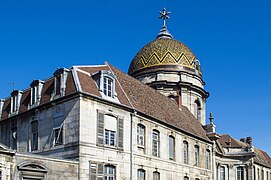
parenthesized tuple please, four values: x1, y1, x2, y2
(159, 8, 171, 28)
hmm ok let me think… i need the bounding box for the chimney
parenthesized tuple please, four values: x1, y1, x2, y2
(246, 137, 252, 146)
(175, 90, 182, 108)
(240, 138, 245, 143)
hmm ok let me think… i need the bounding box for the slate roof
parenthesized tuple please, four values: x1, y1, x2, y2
(219, 134, 271, 168)
(0, 63, 210, 142)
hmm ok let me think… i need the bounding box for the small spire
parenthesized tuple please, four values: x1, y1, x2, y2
(157, 8, 173, 39)
(209, 112, 214, 124)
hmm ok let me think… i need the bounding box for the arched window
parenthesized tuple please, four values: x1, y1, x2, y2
(138, 169, 145, 180)
(220, 166, 225, 180)
(152, 130, 160, 157)
(237, 167, 244, 180)
(194, 100, 201, 121)
(137, 124, 145, 146)
(184, 176, 189, 180)
(169, 135, 175, 160)
(194, 145, 199, 166)
(183, 141, 189, 164)
(153, 171, 160, 180)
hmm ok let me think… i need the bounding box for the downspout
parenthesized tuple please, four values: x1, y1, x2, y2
(130, 110, 136, 180)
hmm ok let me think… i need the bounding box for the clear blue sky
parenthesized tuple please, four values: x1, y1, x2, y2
(0, 0, 271, 154)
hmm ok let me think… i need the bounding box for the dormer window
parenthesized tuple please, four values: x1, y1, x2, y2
(10, 90, 22, 116)
(52, 68, 69, 99)
(103, 76, 113, 97)
(30, 80, 44, 108)
(92, 70, 118, 102)
(0, 99, 5, 119)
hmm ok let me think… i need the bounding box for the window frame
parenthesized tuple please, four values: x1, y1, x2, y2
(169, 135, 175, 160)
(237, 166, 244, 180)
(137, 124, 145, 147)
(194, 145, 199, 166)
(183, 141, 189, 164)
(206, 149, 211, 169)
(137, 169, 145, 180)
(52, 127, 63, 146)
(31, 120, 39, 151)
(153, 171, 160, 180)
(152, 130, 160, 157)
(104, 129, 116, 146)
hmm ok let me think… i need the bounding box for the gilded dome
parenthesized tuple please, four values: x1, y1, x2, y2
(128, 37, 202, 76)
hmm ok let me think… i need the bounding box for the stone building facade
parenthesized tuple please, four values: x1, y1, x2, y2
(0, 8, 270, 180)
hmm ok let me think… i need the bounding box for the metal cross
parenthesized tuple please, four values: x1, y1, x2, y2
(159, 8, 171, 28)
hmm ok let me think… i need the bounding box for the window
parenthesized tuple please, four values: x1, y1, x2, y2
(0, 171, 2, 180)
(153, 171, 160, 180)
(152, 130, 159, 157)
(97, 111, 124, 148)
(30, 80, 44, 107)
(10, 90, 22, 115)
(53, 68, 69, 98)
(103, 77, 113, 97)
(31, 121, 38, 151)
(206, 149, 211, 169)
(183, 141, 189, 164)
(258, 169, 260, 180)
(105, 129, 116, 146)
(194, 100, 201, 121)
(184, 176, 189, 180)
(220, 166, 225, 180)
(90, 162, 116, 180)
(237, 167, 244, 180)
(53, 127, 63, 146)
(104, 165, 116, 180)
(262, 170, 264, 180)
(194, 145, 199, 166)
(169, 135, 175, 160)
(138, 169, 145, 180)
(137, 124, 145, 146)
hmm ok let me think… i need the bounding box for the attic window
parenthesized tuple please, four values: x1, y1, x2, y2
(92, 70, 118, 101)
(10, 90, 22, 116)
(30, 80, 44, 108)
(52, 68, 69, 99)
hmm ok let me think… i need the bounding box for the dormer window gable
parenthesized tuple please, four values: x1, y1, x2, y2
(10, 90, 23, 116)
(92, 70, 119, 102)
(0, 99, 5, 119)
(52, 68, 69, 99)
(30, 80, 44, 108)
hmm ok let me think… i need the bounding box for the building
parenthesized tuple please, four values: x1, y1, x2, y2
(0, 8, 270, 180)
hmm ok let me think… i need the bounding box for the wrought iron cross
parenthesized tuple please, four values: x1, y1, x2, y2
(159, 8, 171, 28)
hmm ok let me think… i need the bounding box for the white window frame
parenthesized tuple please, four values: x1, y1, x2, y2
(104, 165, 116, 180)
(137, 124, 145, 147)
(104, 129, 116, 146)
(237, 166, 244, 180)
(152, 130, 159, 157)
(53, 127, 63, 146)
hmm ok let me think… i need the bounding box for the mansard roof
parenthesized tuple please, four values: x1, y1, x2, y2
(0, 63, 210, 142)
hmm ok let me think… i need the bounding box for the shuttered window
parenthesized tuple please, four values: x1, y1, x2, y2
(97, 110, 123, 149)
(90, 162, 116, 180)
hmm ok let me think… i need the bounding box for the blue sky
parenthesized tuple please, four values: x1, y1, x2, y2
(0, 0, 271, 154)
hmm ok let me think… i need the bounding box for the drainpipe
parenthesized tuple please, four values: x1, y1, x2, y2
(130, 110, 136, 180)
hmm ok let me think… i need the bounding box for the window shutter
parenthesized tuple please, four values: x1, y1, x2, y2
(90, 162, 97, 180)
(97, 111, 104, 146)
(117, 117, 124, 148)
